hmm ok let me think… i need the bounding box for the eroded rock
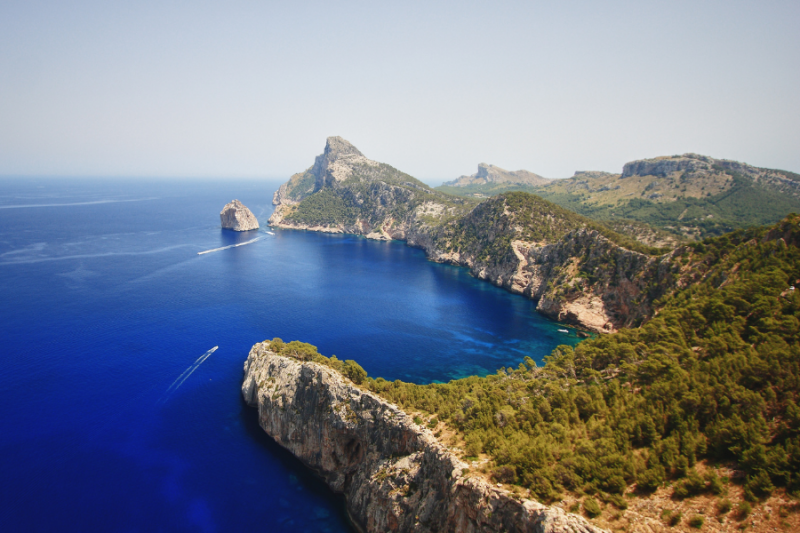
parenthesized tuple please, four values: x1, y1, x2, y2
(242, 345, 607, 533)
(220, 199, 259, 231)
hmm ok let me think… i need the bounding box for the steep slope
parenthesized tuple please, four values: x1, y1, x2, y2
(413, 193, 679, 333)
(269, 136, 474, 240)
(270, 139, 676, 333)
(372, 214, 800, 533)
(242, 342, 607, 533)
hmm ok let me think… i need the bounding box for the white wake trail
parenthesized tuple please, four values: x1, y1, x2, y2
(157, 346, 218, 405)
(197, 237, 262, 255)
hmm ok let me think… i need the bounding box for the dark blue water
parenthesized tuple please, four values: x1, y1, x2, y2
(0, 177, 581, 532)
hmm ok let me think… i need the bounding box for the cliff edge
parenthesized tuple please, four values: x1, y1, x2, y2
(242, 343, 606, 533)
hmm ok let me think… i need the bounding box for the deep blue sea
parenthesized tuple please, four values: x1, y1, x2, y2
(0, 177, 581, 532)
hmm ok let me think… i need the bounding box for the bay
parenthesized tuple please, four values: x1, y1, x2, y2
(0, 177, 581, 532)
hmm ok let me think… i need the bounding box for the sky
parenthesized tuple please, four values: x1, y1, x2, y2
(1, 0, 798, 184)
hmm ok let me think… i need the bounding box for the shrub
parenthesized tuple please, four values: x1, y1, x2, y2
(342, 359, 367, 384)
(744, 470, 775, 500)
(717, 499, 732, 514)
(737, 501, 752, 519)
(688, 515, 704, 528)
(583, 497, 602, 518)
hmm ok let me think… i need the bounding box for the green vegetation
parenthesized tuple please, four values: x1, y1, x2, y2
(285, 188, 360, 226)
(535, 171, 800, 241)
(364, 215, 800, 503)
(688, 514, 705, 528)
(265, 338, 368, 385)
(284, 162, 474, 229)
(439, 192, 667, 263)
(437, 165, 800, 242)
(583, 497, 602, 518)
(268, 213, 800, 515)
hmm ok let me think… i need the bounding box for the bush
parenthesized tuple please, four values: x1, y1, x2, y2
(737, 501, 752, 519)
(342, 359, 367, 384)
(583, 497, 602, 518)
(717, 499, 732, 514)
(688, 515, 704, 528)
(637, 464, 665, 493)
(744, 470, 775, 500)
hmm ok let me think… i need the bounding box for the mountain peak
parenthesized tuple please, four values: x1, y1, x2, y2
(324, 136, 364, 160)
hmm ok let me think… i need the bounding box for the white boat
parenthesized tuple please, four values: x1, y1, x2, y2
(266, 231, 275, 235)
(558, 329, 569, 333)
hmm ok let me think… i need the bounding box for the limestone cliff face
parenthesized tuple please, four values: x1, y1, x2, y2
(269, 137, 469, 242)
(242, 344, 607, 533)
(220, 199, 259, 231)
(411, 226, 679, 334)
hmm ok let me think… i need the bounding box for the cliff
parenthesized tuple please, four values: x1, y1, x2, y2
(241, 344, 607, 533)
(410, 193, 680, 333)
(220, 199, 259, 231)
(269, 138, 679, 333)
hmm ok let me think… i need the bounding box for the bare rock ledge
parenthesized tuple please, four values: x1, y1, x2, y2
(220, 199, 259, 231)
(242, 343, 606, 533)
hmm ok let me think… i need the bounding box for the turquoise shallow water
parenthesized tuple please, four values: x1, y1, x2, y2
(0, 177, 581, 532)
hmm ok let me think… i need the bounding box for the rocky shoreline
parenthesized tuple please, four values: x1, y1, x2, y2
(242, 343, 607, 533)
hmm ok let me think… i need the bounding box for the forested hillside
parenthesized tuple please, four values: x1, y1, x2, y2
(271, 214, 800, 530)
(371, 214, 800, 528)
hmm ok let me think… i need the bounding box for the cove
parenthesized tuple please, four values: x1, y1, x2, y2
(0, 177, 582, 532)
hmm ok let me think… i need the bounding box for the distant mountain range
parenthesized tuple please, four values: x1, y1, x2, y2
(441, 163, 550, 188)
(436, 154, 800, 241)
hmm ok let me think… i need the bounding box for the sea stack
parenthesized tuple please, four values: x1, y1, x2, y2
(220, 200, 259, 231)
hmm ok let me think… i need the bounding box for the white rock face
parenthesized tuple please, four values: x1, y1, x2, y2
(242, 345, 608, 533)
(220, 200, 259, 231)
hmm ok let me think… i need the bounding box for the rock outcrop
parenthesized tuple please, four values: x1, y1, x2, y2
(242, 344, 607, 533)
(220, 199, 259, 231)
(443, 163, 550, 188)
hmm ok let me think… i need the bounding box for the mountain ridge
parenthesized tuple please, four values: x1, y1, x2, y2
(269, 138, 676, 334)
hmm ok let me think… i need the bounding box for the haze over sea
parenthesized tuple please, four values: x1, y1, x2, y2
(0, 177, 580, 532)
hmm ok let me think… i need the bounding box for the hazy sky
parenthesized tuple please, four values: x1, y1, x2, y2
(1, 0, 798, 183)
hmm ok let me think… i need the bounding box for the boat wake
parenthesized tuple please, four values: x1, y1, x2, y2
(197, 237, 262, 255)
(157, 346, 218, 405)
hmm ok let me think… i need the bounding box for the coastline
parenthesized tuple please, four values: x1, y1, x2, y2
(242, 343, 607, 533)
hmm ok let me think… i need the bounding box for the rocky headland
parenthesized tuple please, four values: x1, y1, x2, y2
(268, 138, 688, 333)
(221, 199, 259, 231)
(241, 343, 607, 533)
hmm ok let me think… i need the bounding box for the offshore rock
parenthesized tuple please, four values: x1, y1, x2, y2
(220, 199, 259, 231)
(242, 344, 607, 533)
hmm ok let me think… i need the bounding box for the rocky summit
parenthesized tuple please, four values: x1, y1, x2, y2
(220, 199, 259, 231)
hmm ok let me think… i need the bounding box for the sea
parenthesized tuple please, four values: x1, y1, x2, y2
(0, 177, 582, 532)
